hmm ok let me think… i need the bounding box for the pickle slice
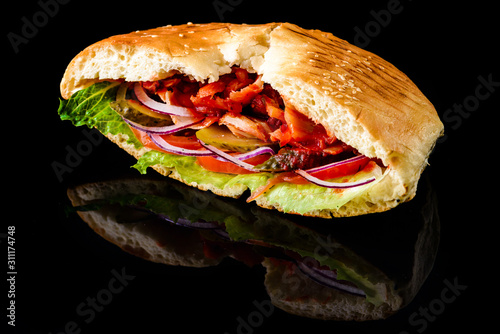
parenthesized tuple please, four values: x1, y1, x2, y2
(196, 124, 274, 152)
(110, 99, 173, 127)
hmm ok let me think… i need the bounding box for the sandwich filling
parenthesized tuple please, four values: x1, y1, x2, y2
(58, 67, 388, 215)
(114, 68, 385, 193)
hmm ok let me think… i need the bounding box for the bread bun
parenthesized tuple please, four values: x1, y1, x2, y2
(60, 22, 443, 217)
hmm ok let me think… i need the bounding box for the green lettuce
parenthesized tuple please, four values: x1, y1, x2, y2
(134, 150, 382, 215)
(58, 81, 142, 148)
(263, 167, 383, 214)
(58, 82, 381, 215)
(132, 151, 274, 193)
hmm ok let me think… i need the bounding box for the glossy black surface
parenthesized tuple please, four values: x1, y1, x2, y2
(7, 0, 495, 333)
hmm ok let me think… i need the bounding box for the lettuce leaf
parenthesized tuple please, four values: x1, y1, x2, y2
(134, 150, 383, 215)
(58, 81, 142, 148)
(263, 165, 384, 215)
(133, 150, 274, 193)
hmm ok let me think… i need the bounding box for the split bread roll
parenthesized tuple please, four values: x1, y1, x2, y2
(60, 22, 443, 217)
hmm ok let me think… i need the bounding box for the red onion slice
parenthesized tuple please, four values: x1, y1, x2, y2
(123, 116, 203, 135)
(294, 169, 376, 189)
(149, 134, 215, 157)
(212, 146, 275, 162)
(134, 83, 196, 117)
(234, 146, 275, 160)
(199, 141, 258, 172)
(173, 217, 222, 230)
(296, 259, 366, 297)
(304, 155, 369, 174)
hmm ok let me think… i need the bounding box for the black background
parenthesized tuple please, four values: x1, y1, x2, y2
(5, 0, 497, 333)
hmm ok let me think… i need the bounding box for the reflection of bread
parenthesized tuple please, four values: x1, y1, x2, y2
(67, 178, 221, 267)
(60, 22, 443, 217)
(67, 177, 439, 321)
(263, 259, 397, 321)
(263, 182, 440, 320)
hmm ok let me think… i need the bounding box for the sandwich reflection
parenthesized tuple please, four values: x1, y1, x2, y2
(66, 173, 439, 321)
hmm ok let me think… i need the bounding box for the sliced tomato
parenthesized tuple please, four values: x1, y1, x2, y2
(309, 156, 370, 180)
(161, 133, 204, 150)
(276, 155, 370, 185)
(130, 127, 204, 153)
(246, 156, 372, 202)
(130, 127, 158, 150)
(196, 154, 270, 174)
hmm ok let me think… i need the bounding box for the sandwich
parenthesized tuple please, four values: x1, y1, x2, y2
(66, 175, 439, 321)
(58, 22, 444, 218)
